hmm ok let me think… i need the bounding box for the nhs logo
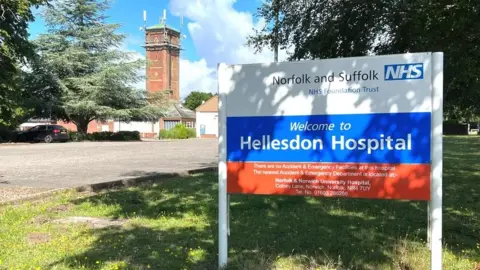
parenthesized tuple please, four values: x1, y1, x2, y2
(384, 63, 424, 80)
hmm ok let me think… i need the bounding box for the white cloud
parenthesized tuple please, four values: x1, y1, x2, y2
(169, 0, 291, 97)
(179, 58, 217, 98)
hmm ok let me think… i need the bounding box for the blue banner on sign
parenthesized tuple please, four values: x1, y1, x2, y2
(226, 112, 431, 164)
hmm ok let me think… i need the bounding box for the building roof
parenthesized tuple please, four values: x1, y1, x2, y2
(146, 23, 180, 33)
(165, 103, 196, 118)
(196, 95, 218, 112)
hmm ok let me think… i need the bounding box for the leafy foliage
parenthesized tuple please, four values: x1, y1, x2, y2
(0, 0, 48, 128)
(247, 0, 480, 121)
(247, 0, 389, 60)
(69, 130, 141, 141)
(0, 125, 16, 142)
(183, 91, 214, 111)
(159, 123, 196, 139)
(32, 0, 168, 134)
(88, 131, 141, 141)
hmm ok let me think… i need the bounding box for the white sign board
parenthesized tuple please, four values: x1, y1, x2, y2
(218, 52, 443, 269)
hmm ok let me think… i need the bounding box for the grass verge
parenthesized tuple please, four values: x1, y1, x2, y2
(0, 136, 479, 269)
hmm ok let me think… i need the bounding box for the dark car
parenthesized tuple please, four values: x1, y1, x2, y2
(16, 125, 70, 143)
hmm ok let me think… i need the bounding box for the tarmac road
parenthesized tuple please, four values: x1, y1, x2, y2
(0, 139, 218, 189)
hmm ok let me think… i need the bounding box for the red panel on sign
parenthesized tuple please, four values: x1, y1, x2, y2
(227, 162, 430, 201)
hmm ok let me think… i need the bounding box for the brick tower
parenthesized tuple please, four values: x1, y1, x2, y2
(143, 10, 181, 101)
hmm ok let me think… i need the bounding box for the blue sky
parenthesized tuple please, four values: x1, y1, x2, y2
(27, 0, 288, 98)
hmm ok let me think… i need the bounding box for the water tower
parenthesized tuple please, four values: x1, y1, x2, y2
(141, 9, 184, 101)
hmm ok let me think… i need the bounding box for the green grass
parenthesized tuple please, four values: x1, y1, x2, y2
(0, 136, 479, 270)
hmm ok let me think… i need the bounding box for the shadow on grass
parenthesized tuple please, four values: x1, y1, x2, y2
(441, 136, 480, 257)
(49, 138, 479, 269)
(56, 224, 217, 270)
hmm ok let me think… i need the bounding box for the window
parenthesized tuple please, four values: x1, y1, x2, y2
(51, 125, 67, 131)
(185, 121, 195, 128)
(164, 120, 180, 130)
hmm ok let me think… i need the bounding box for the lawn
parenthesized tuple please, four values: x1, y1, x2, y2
(0, 136, 479, 270)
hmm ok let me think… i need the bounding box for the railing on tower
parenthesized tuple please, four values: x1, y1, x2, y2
(140, 9, 185, 50)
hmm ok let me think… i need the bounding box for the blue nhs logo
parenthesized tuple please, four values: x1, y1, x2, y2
(384, 63, 424, 80)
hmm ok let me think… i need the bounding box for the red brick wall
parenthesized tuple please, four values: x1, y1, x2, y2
(159, 118, 165, 130)
(141, 132, 157, 138)
(145, 29, 180, 102)
(146, 49, 179, 101)
(55, 120, 104, 133)
(170, 51, 179, 101)
(200, 134, 217, 138)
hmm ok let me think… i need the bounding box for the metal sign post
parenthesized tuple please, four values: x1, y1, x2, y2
(218, 62, 229, 268)
(430, 52, 443, 270)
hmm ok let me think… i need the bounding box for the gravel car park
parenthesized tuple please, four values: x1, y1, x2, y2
(0, 139, 217, 200)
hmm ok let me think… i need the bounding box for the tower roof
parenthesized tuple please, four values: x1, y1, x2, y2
(146, 23, 180, 33)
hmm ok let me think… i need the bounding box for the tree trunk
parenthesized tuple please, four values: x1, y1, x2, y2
(74, 118, 90, 136)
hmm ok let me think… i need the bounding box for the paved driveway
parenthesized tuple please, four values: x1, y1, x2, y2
(0, 139, 218, 189)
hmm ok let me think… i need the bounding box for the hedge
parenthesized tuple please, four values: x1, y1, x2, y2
(70, 131, 140, 141)
(159, 124, 196, 139)
(0, 126, 14, 142)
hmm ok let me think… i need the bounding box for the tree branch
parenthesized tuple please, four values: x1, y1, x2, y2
(0, 4, 17, 21)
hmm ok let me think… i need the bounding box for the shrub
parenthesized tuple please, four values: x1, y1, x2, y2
(159, 124, 196, 139)
(70, 131, 140, 141)
(112, 131, 141, 141)
(86, 131, 113, 141)
(159, 129, 170, 139)
(186, 127, 196, 138)
(0, 126, 14, 142)
(87, 131, 140, 141)
(69, 131, 85, 141)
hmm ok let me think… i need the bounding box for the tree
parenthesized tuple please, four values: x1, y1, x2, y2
(0, 0, 48, 128)
(183, 91, 214, 111)
(247, 0, 480, 120)
(18, 52, 66, 121)
(247, 0, 390, 60)
(33, 0, 168, 134)
(376, 0, 480, 122)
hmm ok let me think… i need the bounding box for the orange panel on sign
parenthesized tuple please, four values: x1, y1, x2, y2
(227, 162, 430, 201)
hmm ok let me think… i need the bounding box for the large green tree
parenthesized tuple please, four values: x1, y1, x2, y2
(183, 91, 214, 111)
(248, 0, 480, 121)
(376, 0, 480, 122)
(247, 0, 390, 60)
(0, 0, 48, 128)
(33, 0, 168, 134)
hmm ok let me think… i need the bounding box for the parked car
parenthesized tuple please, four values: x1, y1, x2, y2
(16, 125, 70, 143)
